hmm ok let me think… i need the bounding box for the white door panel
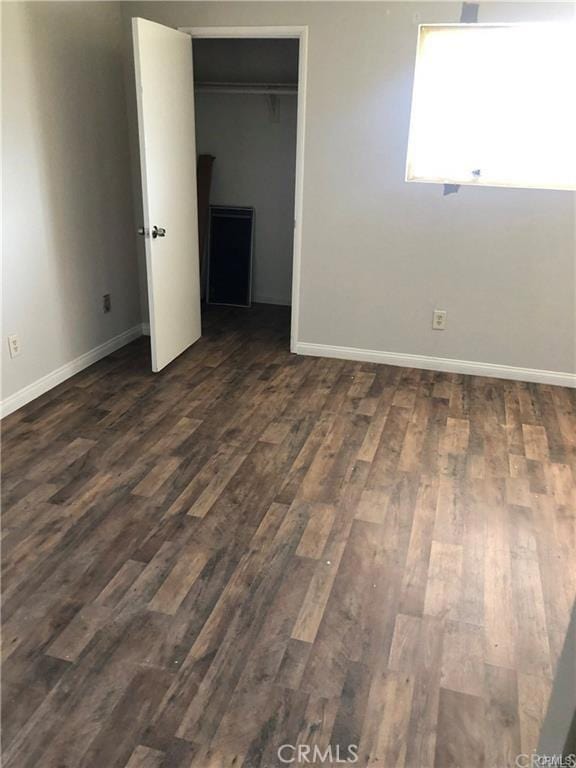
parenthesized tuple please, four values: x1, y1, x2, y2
(133, 18, 201, 372)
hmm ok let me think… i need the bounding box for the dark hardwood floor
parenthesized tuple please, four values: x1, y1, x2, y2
(2, 304, 575, 767)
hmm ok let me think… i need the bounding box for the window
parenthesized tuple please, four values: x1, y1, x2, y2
(405, 23, 576, 191)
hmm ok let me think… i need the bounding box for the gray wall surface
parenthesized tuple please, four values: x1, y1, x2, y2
(122, 1, 575, 376)
(2, 2, 140, 404)
(539, 600, 576, 758)
(193, 38, 299, 84)
(195, 91, 297, 306)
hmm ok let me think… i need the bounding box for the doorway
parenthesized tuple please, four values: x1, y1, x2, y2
(133, 22, 307, 371)
(183, 26, 307, 353)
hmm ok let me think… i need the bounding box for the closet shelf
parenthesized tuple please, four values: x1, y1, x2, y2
(195, 81, 298, 96)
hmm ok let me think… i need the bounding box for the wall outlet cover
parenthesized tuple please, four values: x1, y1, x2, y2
(432, 309, 447, 330)
(8, 334, 21, 358)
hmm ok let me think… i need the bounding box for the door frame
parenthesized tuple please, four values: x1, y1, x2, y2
(180, 25, 308, 352)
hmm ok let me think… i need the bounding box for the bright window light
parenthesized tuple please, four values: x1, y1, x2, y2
(406, 23, 576, 191)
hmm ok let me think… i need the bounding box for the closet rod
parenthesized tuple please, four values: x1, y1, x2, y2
(195, 81, 298, 96)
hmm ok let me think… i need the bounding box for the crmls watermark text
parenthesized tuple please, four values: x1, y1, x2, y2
(515, 754, 576, 768)
(277, 744, 359, 764)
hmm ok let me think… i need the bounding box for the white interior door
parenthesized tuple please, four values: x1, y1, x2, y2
(133, 18, 201, 372)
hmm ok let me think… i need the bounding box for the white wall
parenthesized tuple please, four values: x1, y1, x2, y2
(122, 1, 575, 382)
(195, 91, 297, 305)
(2, 2, 141, 413)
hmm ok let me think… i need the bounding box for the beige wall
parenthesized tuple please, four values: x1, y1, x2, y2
(2, 2, 140, 410)
(123, 1, 575, 379)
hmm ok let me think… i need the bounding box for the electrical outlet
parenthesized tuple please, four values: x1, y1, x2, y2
(103, 294, 111, 313)
(432, 309, 447, 330)
(8, 334, 21, 358)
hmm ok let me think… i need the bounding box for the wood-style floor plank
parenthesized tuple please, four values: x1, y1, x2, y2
(2, 304, 575, 767)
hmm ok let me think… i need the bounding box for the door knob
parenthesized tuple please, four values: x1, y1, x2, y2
(152, 226, 166, 239)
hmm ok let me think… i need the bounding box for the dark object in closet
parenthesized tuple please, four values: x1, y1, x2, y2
(197, 154, 215, 298)
(207, 206, 254, 307)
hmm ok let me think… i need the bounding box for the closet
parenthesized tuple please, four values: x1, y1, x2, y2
(193, 39, 299, 314)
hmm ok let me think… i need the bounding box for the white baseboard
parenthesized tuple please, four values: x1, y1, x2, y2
(253, 295, 292, 307)
(294, 341, 576, 388)
(3, 327, 572, 420)
(1, 324, 144, 419)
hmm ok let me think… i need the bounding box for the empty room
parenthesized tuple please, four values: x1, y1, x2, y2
(1, 1, 575, 767)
